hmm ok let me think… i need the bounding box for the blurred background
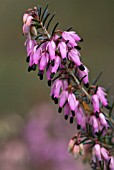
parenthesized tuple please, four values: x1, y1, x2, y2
(0, 0, 114, 169)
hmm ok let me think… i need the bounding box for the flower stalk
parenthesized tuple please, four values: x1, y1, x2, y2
(22, 5, 114, 170)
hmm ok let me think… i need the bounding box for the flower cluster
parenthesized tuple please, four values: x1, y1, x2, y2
(68, 135, 84, 159)
(22, 5, 114, 170)
(91, 144, 114, 170)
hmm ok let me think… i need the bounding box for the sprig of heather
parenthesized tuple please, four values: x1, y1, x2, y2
(22, 5, 114, 170)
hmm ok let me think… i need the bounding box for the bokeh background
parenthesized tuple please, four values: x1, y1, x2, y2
(0, 0, 114, 169)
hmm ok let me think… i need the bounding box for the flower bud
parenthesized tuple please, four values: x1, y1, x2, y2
(26, 15, 34, 26)
(91, 94, 100, 113)
(30, 26, 37, 37)
(99, 112, 108, 128)
(23, 13, 29, 23)
(72, 145, 80, 159)
(93, 144, 102, 161)
(109, 156, 114, 170)
(68, 138, 76, 153)
(79, 143, 84, 156)
(101, 147, 109, 162)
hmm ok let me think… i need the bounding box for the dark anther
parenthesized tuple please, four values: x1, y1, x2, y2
(76, 45, 81, 50)
(80, 38, 83, 42)
(70, 117, 74, 124)
(77, 124, 81, 130)
(26, 56, 30, 63)
(78, 64, 85, 71)
(105, 105, 111, 110)
(84, 83, 89, 88)
(54, 98, 58, 104)
(48, 80, 51, 86)
(28, 66, 32, 72)
(58, 107, 62, 113)
(95, 132, 99, 136)
(63, 58, 67, 64)
(71, 110, 75, 117)
(38, 70, 43, 76)
(32, 64, 36, 71)
(65, 40, 69, 44)
(51, 94, 55, 100)
(99, 161, 102, 168)
(50, 73, 55, 79)
(51, 60, 55, 66)
(40, 74, 43, 80)
(64, 115, 68, 120)
(95, 112, 99, 118)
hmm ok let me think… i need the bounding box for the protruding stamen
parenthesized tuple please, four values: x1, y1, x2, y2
(78, 64, 85, 71)
(28, 66, 32, 72)
(54, 97, 58, 104)
(58, 107, 62, 113)
(71, 110, 75, 117)
(47, 80, 51, 86)
(32, 64, 36, 71)
(70, 117, 74, 124)
(50, 73, 55, 79)
(77, 124, 81, 130)
(64, 115, 68, 120)
(26, 56, 30, 63)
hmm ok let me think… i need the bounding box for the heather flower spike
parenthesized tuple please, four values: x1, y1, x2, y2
(22, 4, 114, 170)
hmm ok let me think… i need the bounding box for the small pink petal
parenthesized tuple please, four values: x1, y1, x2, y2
(93, 144, 102, 161)
(33, 46, 42, 65)
(47, 40, 56, 61)
(62, 31, 77, 47)
(58, 41, 67, 59)
(59, 90, 68, 108)
(39, 53, 47, 71)
(91, 94, 100, 113)
(51, 55, 61, 74)
(68, 49, 81, 66)
(68, 93, 79, 111)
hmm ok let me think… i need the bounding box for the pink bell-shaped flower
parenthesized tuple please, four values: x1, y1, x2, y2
(62, 31, 77, 47)
(76, 66, 89, 88)
(92, 144, 102, 162)
(58, 90, 69, 113)
(96, 86, 108, 107)
(90, 115, 99, 134)
(68, 93, 79, 115)
(91, 94, 100, 115)
(63, 103, 70, 120)
(47, 40, 56, 62)
(58, 41, 67, 60)
(109, 156, 114, 170)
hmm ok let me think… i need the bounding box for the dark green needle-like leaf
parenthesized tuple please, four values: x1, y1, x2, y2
(46, 13, 56, 30)
(67, 27, 73, 31)
(43, 13, 50, 26)
(37, 6, 42, 19)
(92, 71, 103, 85)
(51, 22, 59, 36)
(41, 4, 48, 21)
(35, 34, 43, 40)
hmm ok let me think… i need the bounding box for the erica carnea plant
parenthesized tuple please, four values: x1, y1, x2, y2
(22, 4, 114, 170)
